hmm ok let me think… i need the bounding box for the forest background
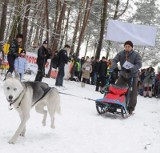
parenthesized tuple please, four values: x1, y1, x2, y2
(0, 0, 160, 70)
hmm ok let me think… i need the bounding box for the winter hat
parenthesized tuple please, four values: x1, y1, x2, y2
(20, 49, 26, 54)
(124, 40, 133, 48)
(43, 40, 48, 44)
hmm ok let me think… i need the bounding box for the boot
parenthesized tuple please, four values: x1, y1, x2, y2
(81, 82, 85, 87)
(148, 91, 152, 98)
(143, 91, 147, 97)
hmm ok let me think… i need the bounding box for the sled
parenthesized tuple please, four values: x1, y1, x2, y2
(95, 84, 130, 118)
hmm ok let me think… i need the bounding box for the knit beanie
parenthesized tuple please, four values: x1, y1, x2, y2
(43, 40, 48, 44)
(20, 49, 26, 54)
(124, 40, 133, 48)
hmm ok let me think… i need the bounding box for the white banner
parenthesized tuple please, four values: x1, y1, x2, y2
(106, 20, 157, 47)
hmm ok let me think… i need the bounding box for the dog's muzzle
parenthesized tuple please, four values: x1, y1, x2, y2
(7, 95, 14, 103)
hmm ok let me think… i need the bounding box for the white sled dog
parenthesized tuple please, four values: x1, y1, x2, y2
(3, 73, 61, 144)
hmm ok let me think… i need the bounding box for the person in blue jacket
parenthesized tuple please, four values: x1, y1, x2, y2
(14, 49, 27, 81)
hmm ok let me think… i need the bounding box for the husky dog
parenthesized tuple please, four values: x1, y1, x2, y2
(3, 73, 61, 144)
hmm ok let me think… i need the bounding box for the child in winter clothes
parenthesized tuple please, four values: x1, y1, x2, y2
(14, 49, 27, 81)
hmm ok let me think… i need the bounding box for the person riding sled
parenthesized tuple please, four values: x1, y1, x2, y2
(110, 40, 142, 115)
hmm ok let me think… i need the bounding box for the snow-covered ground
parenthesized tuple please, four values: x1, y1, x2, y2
(0, 74, 160, 153)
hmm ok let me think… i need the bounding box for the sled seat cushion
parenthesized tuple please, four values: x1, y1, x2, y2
(108, 84, 128, 95)
(105, 93, 125, 103)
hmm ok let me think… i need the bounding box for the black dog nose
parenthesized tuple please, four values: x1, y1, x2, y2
(9, 95, 13, 100)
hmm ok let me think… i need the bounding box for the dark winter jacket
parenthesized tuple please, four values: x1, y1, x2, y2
(111, 50, 142, 78)
(36, 46, 50, 65)
(93, 61, 100, 74)
(143, 68, 155, 85)
(8, 39, 19, 58)
(58, 49, 69, 66)
(98, 60, 108, 77)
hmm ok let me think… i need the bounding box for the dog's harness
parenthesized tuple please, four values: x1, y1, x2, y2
(31, 87, 52, 107)
(9, 84, 52, 110)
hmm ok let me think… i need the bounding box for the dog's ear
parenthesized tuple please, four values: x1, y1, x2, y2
(6, 72, 12, 79)
(15, 72, 20, 80)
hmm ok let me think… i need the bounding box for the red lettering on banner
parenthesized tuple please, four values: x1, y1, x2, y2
(26, 55, 37, 64)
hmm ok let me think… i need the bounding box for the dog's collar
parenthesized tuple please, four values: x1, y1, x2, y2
(9, 87, 25, 110)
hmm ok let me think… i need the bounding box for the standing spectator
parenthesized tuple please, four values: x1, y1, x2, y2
(35, 40, 51, 82)
(91, 58, 99, 85)
(70, 57, 81, 81)
(107, 59, 119, 84)
(79, 57, 85, 81)
(138, 69, 146, 96)
(74, 59, 81, 80)
(51, 50, 59, 69)
(4, 34, 23, 79)
(90, 56, 95, 85)
(14, 49, 27, 81)
(95, 57, 108, 91)
(70, 57, 77, 81)
(110, 40, 142, 114)
(55, 44, 71, 86)
(81, 58, 92, 87)
(143, 67, 155, 97)
(154, 71, 160, 97)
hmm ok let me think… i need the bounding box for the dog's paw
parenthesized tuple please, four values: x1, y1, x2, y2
(42, 121, 46, 126)
(8, 138, 16, 144)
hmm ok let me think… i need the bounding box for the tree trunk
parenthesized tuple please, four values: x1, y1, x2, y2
(38, 12, 45, 45)
(27, 0, 39, 47)
(84, 32, 91, 57)
(22, 0, 31, 48)
(60, 4, 71, 48)
(47, 1, 67, 77)
(17, 0, 23, 34)
(95, 0, 108, 60)
(0, 0, 9, 42)
(45, 0, 49, 43)
(75, 0, 94, 57)
(59, 18, 65, 49)
(106, 41, 111, 59)
(51, 1, 67, 54)
(70, 0, 85, 55)
(33, 3, 44, 46)
(9, 0, 23, 42)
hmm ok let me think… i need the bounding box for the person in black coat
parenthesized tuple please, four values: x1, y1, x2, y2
(95, 56, 108, 91)
(35, 40, 51, 82)
(4, 34, 23, 79)
(55, 44, 71, 86)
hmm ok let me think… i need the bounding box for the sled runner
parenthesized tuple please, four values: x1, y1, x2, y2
(95, 84, 130, 118)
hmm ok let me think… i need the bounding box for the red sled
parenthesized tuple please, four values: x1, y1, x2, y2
(95, 84, 129, 118)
